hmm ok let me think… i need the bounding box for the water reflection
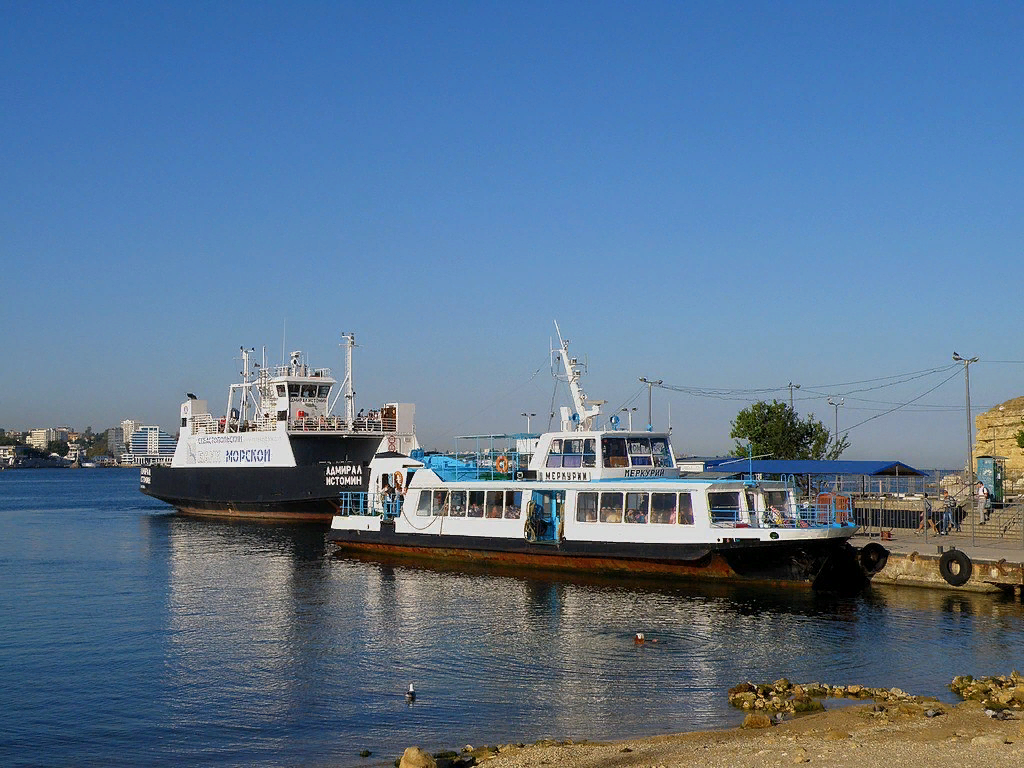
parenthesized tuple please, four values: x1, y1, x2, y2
(154, 514, 1024, 766)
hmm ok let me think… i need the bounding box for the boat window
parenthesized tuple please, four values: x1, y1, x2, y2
(625, 492, 649, 523)
(708, 491, 740, 525)
(276, 384, 287, 397)
(546, 438, 563, 468)
(582, 439, 597, 468)
(628, 438, 653, 466)
(317, 385, 331, 398)
(602, 437, 628, 468)
(300, 384, 317, 398)
(432, 490, 450, 516)
(485, 491, 503, 518)
(416, 491, 431, 516)
(504, 490, 522, 519)
(577, 492, 598, 522)
(288, 384, 300, 397)
(450, 491, 466, 517)
(678, 493, 694, 525)
(468, 491, 485, 517)
(599, 492, 623, 523)
(562, 439, 584, 468)
(651, 492, 676, 524)
(650, 438, 673, 468)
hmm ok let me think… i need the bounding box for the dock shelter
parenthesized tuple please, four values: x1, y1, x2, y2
(695, 459, 929, 496)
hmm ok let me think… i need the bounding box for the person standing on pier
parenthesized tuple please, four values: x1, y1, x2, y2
(941, 490, 957, 534)
(976, 481, 991, 525)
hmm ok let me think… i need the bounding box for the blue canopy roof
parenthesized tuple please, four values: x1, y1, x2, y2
(701, 459, 926, 476)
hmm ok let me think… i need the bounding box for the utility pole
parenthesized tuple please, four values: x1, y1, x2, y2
(953, 352, 979, 493)
(638, 377, 662, 431)
(788, 382, 800, 411)
(520, 412, 536, 433)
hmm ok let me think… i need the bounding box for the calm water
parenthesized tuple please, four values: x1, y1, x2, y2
(4, 470, 1024, 767)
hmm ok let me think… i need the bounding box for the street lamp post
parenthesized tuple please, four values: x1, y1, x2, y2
(520, 412, 536, 433)
(827, 397, 844, 438)
(788, 382, 801, 411)
(638, 377, 662, 430)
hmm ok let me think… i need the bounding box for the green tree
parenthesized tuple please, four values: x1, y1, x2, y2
(46, 440, 70, 457)
(730, 400, 849, 460)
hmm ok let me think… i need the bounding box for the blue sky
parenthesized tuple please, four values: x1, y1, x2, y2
(3, 1, 1022, 468)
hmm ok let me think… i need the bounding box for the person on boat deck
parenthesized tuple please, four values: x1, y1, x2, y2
(468, 502, 483, 517)
(486, 503, 501, 518)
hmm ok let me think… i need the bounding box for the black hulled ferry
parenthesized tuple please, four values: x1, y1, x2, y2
(142, 334, 417, 521)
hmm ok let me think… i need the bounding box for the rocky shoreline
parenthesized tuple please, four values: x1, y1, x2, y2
(395, 674, 1024, 768)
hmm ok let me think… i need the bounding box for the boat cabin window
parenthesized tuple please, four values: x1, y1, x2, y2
(504, 490, 522, 519)
(317, 385, 330, 398)
(546, 439, 563, 468)
(547, 438, 597, 468)
(708, 491, 741, 524)
(432, 490, 450, 516)
(625, 492, 648, 524)
(651, 493, 676, 524)
(300, 384, 317, 399)
(416, 491, 432, 516)
(485, 490, 503, 518)
(288, 384, 300, 397)
(276, 384, 287, 397)
(450, 491, 467, 517)
(627, 439, 653, 466)
(468, 491, 485, 517)
(577, 492, 598, 522)
(601, 438, 628, 468)
(650, 438, 673, 468)
(599, 492, 623, 523)
(678, 493, 694, 524)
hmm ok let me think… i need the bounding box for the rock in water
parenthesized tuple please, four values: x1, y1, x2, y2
(399, 746, 436, 768)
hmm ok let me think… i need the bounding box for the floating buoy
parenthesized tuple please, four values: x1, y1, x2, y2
(405, 683, 416, 702)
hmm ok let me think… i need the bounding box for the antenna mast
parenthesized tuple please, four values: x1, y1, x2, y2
(553, 320, 601, 431)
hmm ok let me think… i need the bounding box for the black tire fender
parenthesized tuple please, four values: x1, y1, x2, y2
(859, 542, 889, 575)
(939, 549, 972, 587)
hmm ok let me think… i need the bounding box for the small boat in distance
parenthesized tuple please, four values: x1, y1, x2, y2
(142, 333, 417, 521)
(328, 325, 880, 591)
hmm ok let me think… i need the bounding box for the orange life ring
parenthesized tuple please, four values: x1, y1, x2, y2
(495, 455, 509, 473)
(392, 470, 404, 491)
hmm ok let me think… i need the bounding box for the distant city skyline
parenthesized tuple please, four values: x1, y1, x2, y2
(3, 3, 1023, 468)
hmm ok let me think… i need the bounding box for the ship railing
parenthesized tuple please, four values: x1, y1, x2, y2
(188, 413, 219, 435)
(338, 491, 403, 520)
(710, 501, 855, 529)
(289, 415, 399, 433)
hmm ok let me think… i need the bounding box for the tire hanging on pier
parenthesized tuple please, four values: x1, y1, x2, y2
(938, 549, 972, 587)
(858, 542, 889, 575)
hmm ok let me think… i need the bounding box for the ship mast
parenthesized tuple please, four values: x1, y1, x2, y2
(340, 332, 356, 424)
(553, 321, 601, 431)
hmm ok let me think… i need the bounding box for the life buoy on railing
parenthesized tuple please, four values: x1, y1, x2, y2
(393, 470, 404, 492)
(495, 455, 509, 473)
(387, 435, 397, 451)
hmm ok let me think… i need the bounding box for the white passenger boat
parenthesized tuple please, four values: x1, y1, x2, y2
(328, 327, 880, 590)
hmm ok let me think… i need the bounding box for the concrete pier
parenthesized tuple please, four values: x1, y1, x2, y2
(857, 530, 1024, 594)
